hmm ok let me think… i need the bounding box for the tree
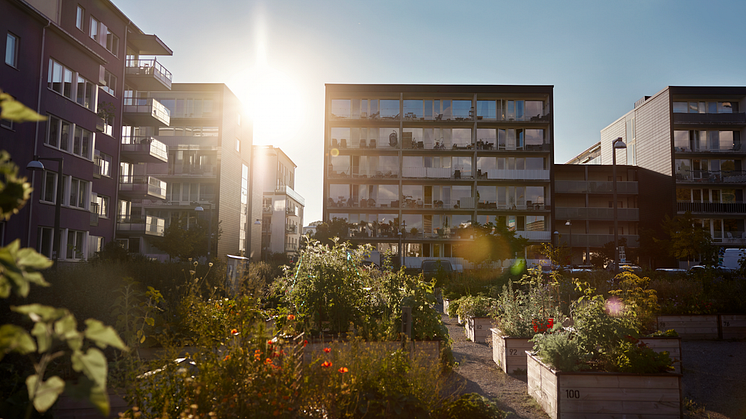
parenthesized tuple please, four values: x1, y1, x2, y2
(152, 215, 221, 261)
(454, 222, 530, 267)
(657, 212, 713, 267)
(312, 217, 350, 246)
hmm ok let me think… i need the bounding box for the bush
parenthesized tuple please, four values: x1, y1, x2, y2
(531, 328, 587, 372)
(454, 295, 496, 319)
(438, 393, 507, 419)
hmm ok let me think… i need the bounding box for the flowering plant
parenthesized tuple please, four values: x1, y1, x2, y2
(491, 274, 564, 338)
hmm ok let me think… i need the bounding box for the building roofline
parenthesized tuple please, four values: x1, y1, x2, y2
(566, 141, 601, 164)
(325, 83, 554, 94)
(253, 145, 297, 168)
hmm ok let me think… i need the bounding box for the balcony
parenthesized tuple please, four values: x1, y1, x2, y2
(675, 170, 746, 184)
(121, 137, 168, 164)
(477, 169, 550, 181)
(166, 164, 217, 178)
(516, 230, 551, 241)
(276, 185, 306, 206)
(125, 58, 172, 90)
(673, 112, 746, 126)
(674, 144, 744, 154)
(123, 98, 170, 127)
(555, 207, 639, 221)
(554, 180, 638, 194)
(116, 215, 165, 237)
(286, 225, 298, 234)
(119, 175, 167, 200)
(714, 231, 746, 244)
(677, 202, 746, 214)
(567, 234, 639, 248)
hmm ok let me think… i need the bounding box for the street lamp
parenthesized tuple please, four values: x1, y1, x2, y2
(565, 220, 572, 265)
(612, 137, 627, 273)
(398, 220, 406, 269)
(26, 156, 64, 267)
(195, 203, 213, 260)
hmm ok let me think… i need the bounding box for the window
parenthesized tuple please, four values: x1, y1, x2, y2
(96, 195, 109, 218)
(66, 230, 86, 260)
(69, 178, 88, 209)
(89, 16, 99, 41)
(105, 29, 119, 56)
(38, 227, 54, 258)
(75, 74, 95, 110)
(48, 59, 95, 109)
(95, 151, 112, 177)
(41, 171, 57, 203)
(46, 115, 93, 159)
(236, 138, 240, 152)
(5, 32, 18, 67)
(101, 70, 116, 96)
(76, 6, 84, 30)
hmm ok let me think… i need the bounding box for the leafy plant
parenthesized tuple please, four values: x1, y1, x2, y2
(454, 295, 496, 319)
(492, 278, 564, 338)
(438, 393, 507, 419)
(531, 328, 587, 372)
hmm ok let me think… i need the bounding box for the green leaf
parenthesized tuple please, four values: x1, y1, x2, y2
(0, 324, 36, 359)
(30, 322, 51, 353)
(54, 314, 79, 341)
(84, 319, 128, 351)
(88, 383, 110, 416)
(71, 348, 107, 387)
(0, 93, 48, 122)
(13, 304, 67, 322)
(26, 374, 65, 413)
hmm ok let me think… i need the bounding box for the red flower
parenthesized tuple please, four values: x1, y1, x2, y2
(287, 314, 296, 321)
(303, 340, 308, 347)
(323, 347, 331, 353)
(338, 367, 349, 373)
(321, 361, 332, 368)
(548, 318, 554, 329)
(533, 324, 538, 333)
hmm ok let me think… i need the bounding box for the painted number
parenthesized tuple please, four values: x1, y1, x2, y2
(509, 349, 518, 356)
(565, 390, 580, 399)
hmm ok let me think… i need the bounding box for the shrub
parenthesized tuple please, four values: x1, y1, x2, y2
(438, 393, 507, 419)
(531, 328, 587, 372)
(492, 279, 564, 338)
(454, 295, 496, 319)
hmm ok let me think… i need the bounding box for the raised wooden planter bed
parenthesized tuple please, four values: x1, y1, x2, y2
(639, 337, 683, 374)
(720, 314, 746, 339)
(491, 328, 533, 373)
(658, 314, 746, 340)
(464, 317, 493, 343)
(527, 352, 682, 419)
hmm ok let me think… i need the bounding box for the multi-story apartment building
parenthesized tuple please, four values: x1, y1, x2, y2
(323, 84, 555, 268)
(253, 145, 304, 259)
(601, 87, 746, 252)
(1, 0, 172, 262)
(141, 83, 252, 261)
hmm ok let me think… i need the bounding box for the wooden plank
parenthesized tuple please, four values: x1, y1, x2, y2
(557, 387, 680, 402)
(560, 374, 679, 389)
(561, 400, 680, 414)
(560, 414, 681, 419)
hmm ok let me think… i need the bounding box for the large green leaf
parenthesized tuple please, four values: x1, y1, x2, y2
(0, 241, 51, 298)
(13, 304, 68, 322)
(71, 348, 107, 387)
(30, 322, 51, 353)
(54, 313, 79, 341)
(0, 324, 36, 360)
(0, 92, 48, 122)
(26, 374, 65, 413)
(84, 319, 128, 351)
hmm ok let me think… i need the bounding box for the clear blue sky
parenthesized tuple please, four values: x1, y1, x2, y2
(116, 0, 746, 224)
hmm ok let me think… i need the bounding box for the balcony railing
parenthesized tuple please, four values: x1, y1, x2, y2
(554, 180, 638, 194)
(121, 136, 168, 163)
(168, 165, 217, 176)
(122, 97, 170, 127)
(714, 231, 746, 244)
(675, 170, 746, 184)
(286, 225, 298, 234)
(477, 169, 550, 180)
(567, 234, 639, 248)
(555, 207, 639, 221)
(125, 57, 172, 90)
(329, 138, 549, 151)
(119, 175, 167, 200)
(677, 202, 746, 214)
(116, 215, 165, 236)
(331, 111, 551, 123)
(275, 185, 306, 206)
(673, 112, 746, 126)
(674, 144, 743, 153)
(516, 231, 552, 241)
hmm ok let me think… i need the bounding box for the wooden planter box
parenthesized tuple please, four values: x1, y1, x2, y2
(464, 317, 493, 343)
(720, 314, 746, 339)
(658, 314, 746, 340)
(491, 328, 534, 374)
(639, 337, 683, 374)
(527, 352, 682, 419)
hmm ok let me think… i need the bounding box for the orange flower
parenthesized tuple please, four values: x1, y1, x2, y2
(223, 355, 231, 361)
(338, 367, 348, 373)
(267, 340, 273, 346)
(323, 347, 331, 353)
(231, 328, 239, 335)
(265, 358, 273, 365)
(321, 361, 332, 368)
(287, 314, 296, 321)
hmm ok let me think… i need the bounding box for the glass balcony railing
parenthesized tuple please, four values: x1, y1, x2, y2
(119, 175, 167, 200)
(123, 97, 170, 126)
(121, 136, 168, 162)
(125, 57, 172, 89)
(675, 170, 746, 183)
(674, 144, 743, 153)
(555, 207, 639, 221)
(677, 202, 746, 214)
(554, 180, 638, 194)
(116, 215, 165, 236)
(328, 197, 478, 209)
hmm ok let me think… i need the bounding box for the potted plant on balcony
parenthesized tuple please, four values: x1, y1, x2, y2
(526, 279, 680, 419)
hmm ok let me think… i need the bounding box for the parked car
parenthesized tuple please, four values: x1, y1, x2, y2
(421, 259, 454, 280)
(654, 268, 688, 277)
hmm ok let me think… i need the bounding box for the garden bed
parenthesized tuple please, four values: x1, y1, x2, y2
(657, 314, 746, 340)
(639, 336, 682, 374)
(526, 352, 682, 419)
(491, 328, 533, 374)
(464, 317, 492, 343)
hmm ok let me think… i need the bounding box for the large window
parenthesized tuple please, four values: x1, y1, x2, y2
(76, 6, 85, 30)
(47, 59, 96, 110)
(41, 171, 57, 203)
(101, 70, 116, 96)
(75, 75, 95, 109)
(46, 115, 93, 159)
(5, 32, 18, 67)
(69, 177, 89, 209)
(37, 227, 54, 258)
(673, 101, 737, 114)
(95, 194, 109, 218)
(66, 230, 86, 260)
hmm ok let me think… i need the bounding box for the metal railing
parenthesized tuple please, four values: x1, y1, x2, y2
(677, 202, 746, 213)
(555, 207, 639, 221)
(116, 215, 165, 236)
(121, 136, 168, 161)
(554, 180, 638, 194)
(122, 97, 171, 126)
(675, 170, 746, 183)
(125, 57, 173, 89)
(119, 175, 167, 199)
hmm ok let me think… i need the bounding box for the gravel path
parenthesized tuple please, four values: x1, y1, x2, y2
(442, 313, 746, 419)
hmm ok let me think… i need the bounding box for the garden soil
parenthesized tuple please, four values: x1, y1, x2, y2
(442, 313, 745, 419)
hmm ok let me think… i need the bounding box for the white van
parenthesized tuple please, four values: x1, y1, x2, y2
(721, 248, 746, 270)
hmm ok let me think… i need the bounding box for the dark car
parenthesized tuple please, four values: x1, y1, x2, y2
(421, 260, 454, 280)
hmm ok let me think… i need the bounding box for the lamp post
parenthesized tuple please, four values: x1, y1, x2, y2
(26, 156, 64, 267)
(612, 137, 627, 273)
(565, 220, 572, 265)
(195, 203, 213, 261)
(398, 220, 406, 269)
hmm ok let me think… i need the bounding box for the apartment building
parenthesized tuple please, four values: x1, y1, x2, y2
(142, 84, 252, 261)
(601, 86, 746, 251)
(1, 0, 172, 262)
(323, 84, 555, 268)
(253, 145, 304, 259)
